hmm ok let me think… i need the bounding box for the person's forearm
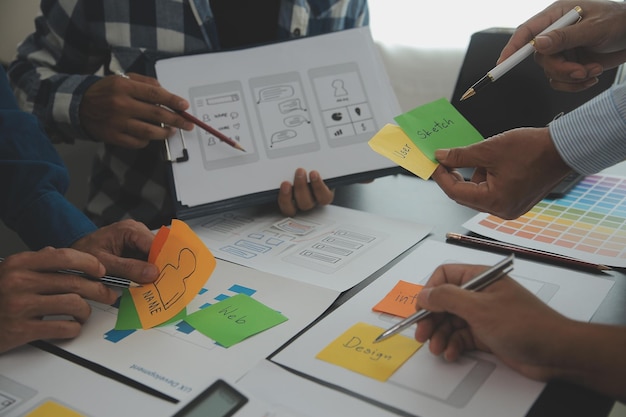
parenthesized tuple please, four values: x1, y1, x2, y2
(550, 321, 626, 401)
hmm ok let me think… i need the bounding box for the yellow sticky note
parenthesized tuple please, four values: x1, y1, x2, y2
(372, 280, 424, 318)
(316, 322, 422, 381)
(368, 124, 438, 179)
(25, 400, 85, 417)
(130, 219, 216, 329)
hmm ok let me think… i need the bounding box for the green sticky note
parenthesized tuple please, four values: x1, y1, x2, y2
(394, 98, 484, 162)
(115, 289, 186, 330)
(183, 294, 288, 348)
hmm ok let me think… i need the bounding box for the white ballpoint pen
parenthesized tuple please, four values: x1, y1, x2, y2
(461, 6, 582, 100)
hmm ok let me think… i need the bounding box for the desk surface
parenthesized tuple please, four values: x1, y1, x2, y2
(333, 173, 625, 417)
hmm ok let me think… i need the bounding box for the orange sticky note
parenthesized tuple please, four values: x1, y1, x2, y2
(372, 280, 424, 318)
(130, 219, 216, 329)
(316, 322, 421, 381)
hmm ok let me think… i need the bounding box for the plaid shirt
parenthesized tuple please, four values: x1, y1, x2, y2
(8, 0, 369, 229)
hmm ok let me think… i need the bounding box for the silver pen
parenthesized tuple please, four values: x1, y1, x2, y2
(373, 254, 514, 343)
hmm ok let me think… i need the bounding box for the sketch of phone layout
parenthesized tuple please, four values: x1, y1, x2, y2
(249, 72, 320, 159)
(309, 62, 377, 147)
(376, 269, 559, 408)
(188, 81, 259, 171)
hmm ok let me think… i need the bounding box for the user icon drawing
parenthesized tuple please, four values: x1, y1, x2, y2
(154, 247, 197, 309)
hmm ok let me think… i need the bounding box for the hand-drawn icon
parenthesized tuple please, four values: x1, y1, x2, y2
(257, 85, 294, 103)
(271, 129, 297, 146)
(332, 79, 348, 97)
(278, 98, 306, 114)
(333, 128, 343, 137)
(355, 107, 361, 116)
(233, 123, 241, 130)
(202, 114, 211, 122)
(154, 248, 197, 309)
(230, 112, 239, 120)
(331, 112, 343, 121)
(283, 115, 310, 127)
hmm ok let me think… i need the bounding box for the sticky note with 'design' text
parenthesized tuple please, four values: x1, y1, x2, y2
(394, 98, 484, 163)
(316, 322, 422, 381)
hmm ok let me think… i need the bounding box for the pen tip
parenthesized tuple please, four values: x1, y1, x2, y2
(460, 88, 475, 101)
(129, 282, 142, 288)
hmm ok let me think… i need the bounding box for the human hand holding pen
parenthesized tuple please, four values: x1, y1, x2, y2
(79, 72, 194, 148)
(413, 263, 571, 381)
(499, 0, 626, 92)
(0, 248, 118, 353)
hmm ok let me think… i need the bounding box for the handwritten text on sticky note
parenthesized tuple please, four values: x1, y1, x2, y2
(372, 280, 424, 318)
(394, 98, 483, 162)
(316, 322, 422, 381)
(129, 219, 216, 329)
(184, 293, 288, 348)
(368, 124, 438, 179)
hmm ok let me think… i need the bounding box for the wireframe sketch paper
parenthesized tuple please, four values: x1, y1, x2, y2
(273, 240, 614, 417)
(185, 204, 432, 292)
(155, 27, 401, 217)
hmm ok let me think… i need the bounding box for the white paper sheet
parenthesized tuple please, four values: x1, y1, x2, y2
(43, 260, 338, 403)
(186, 204, 432, 291)
(155, 27, 400, 210)
(272, 240, 614, 417)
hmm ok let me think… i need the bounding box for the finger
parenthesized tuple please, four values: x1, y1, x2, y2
(308, 170, 335, 206)
(129, 81, 189, 113)
(99, 255, 159, 284)
(5, 248, 105, 279)
(292, 168, 316, 212)
(21, 293, 93, 323)
(126, 72, 161, 86)
(277, 181, 297, 217)
(428, 318, 455, 356)
(32, 274, 118, 305)
(123, 118, 178, 144)
(442, 329, 474, 362)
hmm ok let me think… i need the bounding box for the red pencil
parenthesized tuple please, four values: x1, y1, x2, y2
(445, 232, 611, 272)
(176, 110, 246, 152)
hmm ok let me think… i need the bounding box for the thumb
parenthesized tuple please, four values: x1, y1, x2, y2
(434, 147, 474, 169)
(533, 26, 586, 54)
(418, 284, 476, 318)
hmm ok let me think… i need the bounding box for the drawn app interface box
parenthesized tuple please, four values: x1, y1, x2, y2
(250, 72, 319, 159)
(189, 81, 259, 170)
(310, 63, 376, 147)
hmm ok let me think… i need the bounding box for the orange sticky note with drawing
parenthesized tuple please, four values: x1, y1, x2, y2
(372, 280, 424, 318)
(129, 219, 216, 329)
(316, 322, 422, 381)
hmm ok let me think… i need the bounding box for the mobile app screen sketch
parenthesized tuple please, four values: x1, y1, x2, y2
(189, 81, 259, 170)
(310, 63, 377, 147)
(250, 72, 320, 159)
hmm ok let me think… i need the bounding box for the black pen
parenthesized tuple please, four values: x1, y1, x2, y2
(373, 254, 514, 343)
(0, 257, 141, 288)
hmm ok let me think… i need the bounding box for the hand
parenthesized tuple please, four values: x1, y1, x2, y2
(0, 247, 118, 353)
(71, 219, 159, 284)
(432, 127, 572, 219)
(79, 72, 195, 148)
(498, 0, 626, 92)
(414, 263, 569, 381)
(277, 168, 335, 216)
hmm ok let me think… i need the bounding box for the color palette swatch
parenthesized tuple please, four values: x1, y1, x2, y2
(463, 174, 626, 267)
